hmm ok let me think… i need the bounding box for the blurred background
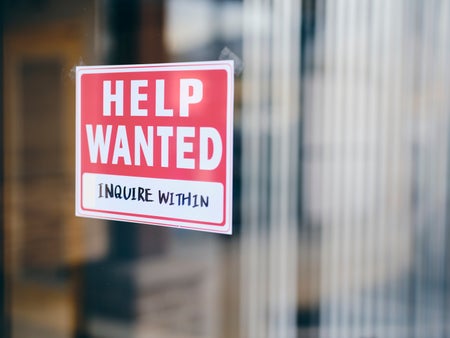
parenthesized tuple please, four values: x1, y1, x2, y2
(2, 0, 450, 337)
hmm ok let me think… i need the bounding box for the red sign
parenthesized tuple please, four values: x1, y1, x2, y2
(76, 61, 234, 234)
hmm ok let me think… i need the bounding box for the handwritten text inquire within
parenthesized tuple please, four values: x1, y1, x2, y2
(97, 182, 210, 208)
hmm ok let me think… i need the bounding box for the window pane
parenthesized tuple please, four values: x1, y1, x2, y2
(3, 1, 450, 338)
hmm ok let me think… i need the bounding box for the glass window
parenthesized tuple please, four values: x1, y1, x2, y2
(2, 1, 450, 337)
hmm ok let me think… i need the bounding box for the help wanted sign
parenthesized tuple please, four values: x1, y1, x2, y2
(76, 61, 234, 234)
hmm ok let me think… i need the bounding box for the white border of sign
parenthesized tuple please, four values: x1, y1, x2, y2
(75, 60, 234, 234)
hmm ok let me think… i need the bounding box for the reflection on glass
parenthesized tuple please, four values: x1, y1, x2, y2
(3, 0, 450, 338)
(302, 1, 450, 337)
